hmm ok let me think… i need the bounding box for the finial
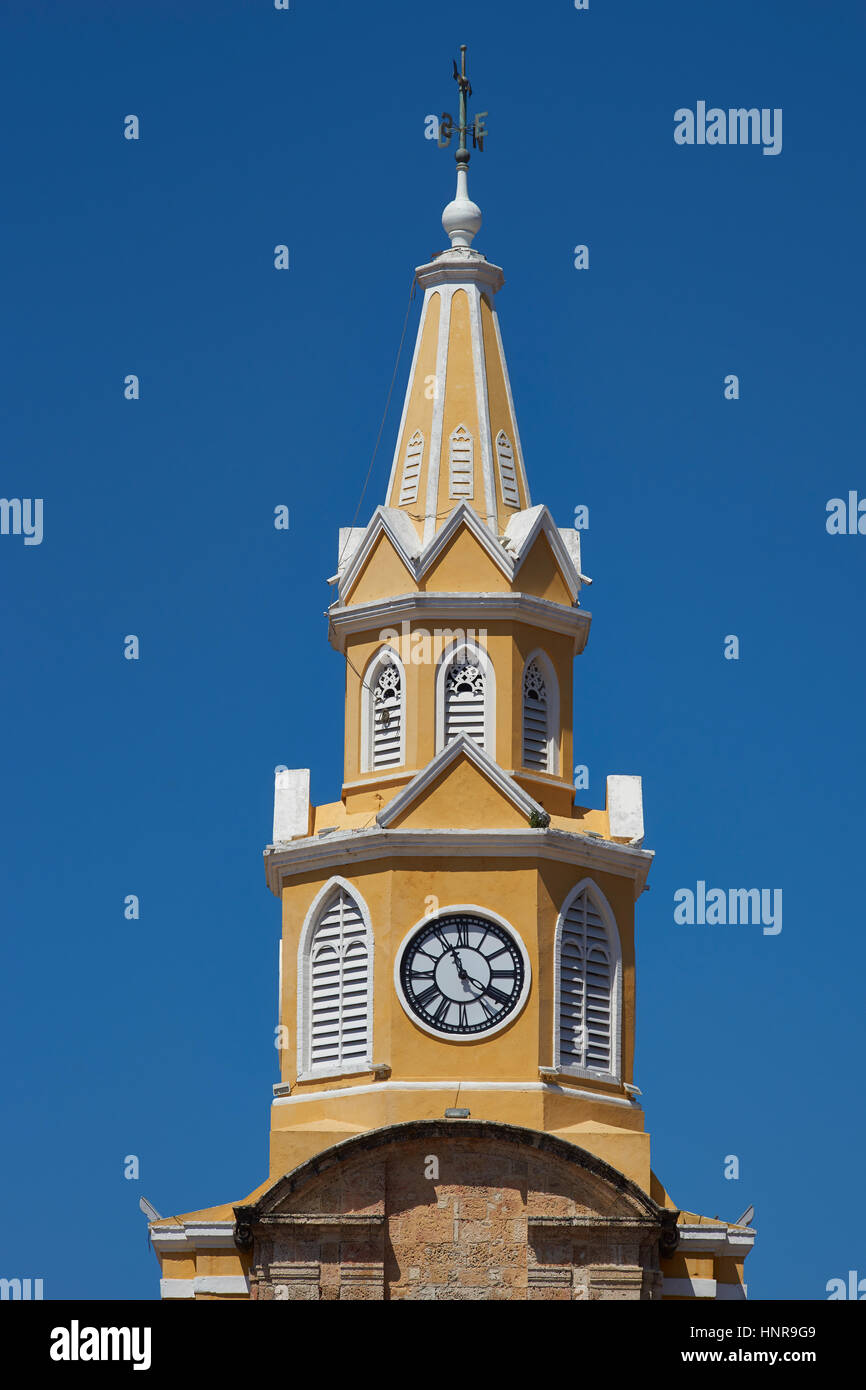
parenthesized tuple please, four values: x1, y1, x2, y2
(442, 45, 484, 250)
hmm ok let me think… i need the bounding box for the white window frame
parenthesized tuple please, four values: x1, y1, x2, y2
(360, 645, 406, 773)
(496, 430, 520, 508)
(521, 648, 560, 776)
(398, 429, 424, 506)
(296, 877, 374, 1081)
(448, 423, 474, 499)
(553, 877, 622, 1085)
(435, 638, 496, 757)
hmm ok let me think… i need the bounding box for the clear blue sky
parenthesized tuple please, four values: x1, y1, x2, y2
(2, 0, 864, 1300)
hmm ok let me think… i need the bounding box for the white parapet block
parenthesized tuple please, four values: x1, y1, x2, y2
(606, 775, 644, 844)
(273, 768, 311, 842)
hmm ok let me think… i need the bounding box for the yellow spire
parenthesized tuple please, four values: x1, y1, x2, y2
(382, 50, 531, 545)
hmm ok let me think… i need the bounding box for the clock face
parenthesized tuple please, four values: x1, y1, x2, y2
(395, 911, 530, 1040)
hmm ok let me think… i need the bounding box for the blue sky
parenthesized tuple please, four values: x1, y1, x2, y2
(2, 0, 864, 1300)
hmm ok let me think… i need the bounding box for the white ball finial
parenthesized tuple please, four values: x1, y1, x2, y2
(442, 163, 482, 249)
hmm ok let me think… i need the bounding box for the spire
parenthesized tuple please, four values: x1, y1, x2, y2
(382, 47, 530, 544)
(442, 45, 482, 250)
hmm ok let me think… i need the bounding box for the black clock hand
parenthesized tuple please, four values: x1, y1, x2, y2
(434, 926, 467, 977)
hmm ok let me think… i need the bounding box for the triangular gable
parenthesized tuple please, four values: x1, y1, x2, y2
(377, 735, 546, 831)
(512, 528, 573, 605)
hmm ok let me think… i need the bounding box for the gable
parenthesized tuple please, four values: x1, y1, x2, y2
(344, 530, 415, 606)
(385, 751, 529, 830)
(421, 523, 511, 593)
(514, 529, 574, 605)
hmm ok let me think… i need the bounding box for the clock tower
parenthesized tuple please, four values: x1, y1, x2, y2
(149, 51, 755, 1302)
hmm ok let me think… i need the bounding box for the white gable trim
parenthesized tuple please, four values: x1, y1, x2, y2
(504, 506, 582, 602)
(376, 733, 544, 830)
(420, 499, 514, 580)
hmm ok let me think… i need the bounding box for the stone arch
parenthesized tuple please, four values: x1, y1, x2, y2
(235, 1120, 677, 1301)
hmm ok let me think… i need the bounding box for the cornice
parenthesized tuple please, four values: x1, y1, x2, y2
(327, 591, 592, 651)
(264, 825, 653, 898)
(415, 251, 505, 295)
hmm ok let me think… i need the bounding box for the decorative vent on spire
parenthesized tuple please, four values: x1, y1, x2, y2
(496, 431, 520, 508)
(399, 430, 424, 506)
(449, 425, 474, 499)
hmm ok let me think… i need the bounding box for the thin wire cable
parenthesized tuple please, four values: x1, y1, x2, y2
(329, 275, 418, 693)
(336, 275, 417, 572)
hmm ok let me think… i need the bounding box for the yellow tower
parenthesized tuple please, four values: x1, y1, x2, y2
(149, 51, 754, 1302)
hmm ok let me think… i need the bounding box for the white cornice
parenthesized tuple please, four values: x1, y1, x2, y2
(272, 1077, 635, 1111)
(676, 1224, 756, 1257)
(415, 252, 504, 295)
(150, 1221, 236, 1252)
(264, 826, 653, 898)
(161, 1275, 249, 1299)
(375, 734, 544, 830)
(327, 592, 592, 651)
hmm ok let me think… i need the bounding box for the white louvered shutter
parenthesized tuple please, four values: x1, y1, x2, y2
(496, 430, 520, 507)
(309, 890, 370, 1072)
(445, 659, 486, 750)
(398, 430, 424, 506)
(449, 424, 474, 499)
(372, 661, 402, 768)
(558, 888, 613, 1072)
(522, 660, 549, 771)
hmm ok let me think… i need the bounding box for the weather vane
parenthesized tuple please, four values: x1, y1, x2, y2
(438, 45, 488, 153)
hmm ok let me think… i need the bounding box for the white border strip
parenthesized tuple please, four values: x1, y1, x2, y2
(161, 1275, 249, 1299)
(272, 1077, 635, 1109)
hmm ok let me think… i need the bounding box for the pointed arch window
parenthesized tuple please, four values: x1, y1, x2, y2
(435, 641, 495, 755)
(554, 881, 621, 1081)
(496, 430, 520, 508)
(361, 648, 405, 773)
(522, 653, 559, 775)
(398, 429, 424, 506)
(299, 881, 373, 1078)
(449, 424, 474, 499)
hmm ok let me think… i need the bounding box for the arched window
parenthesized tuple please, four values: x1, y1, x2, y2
(554, 880, 621, 1081)
(298, 879, 373, 1078)
(360, 648, 405, 773)
(521, 652, 559, 775)
(449, 424, 474, 499)
(435, 641, 495, 755)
